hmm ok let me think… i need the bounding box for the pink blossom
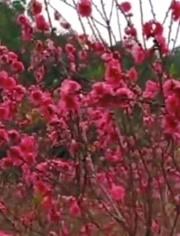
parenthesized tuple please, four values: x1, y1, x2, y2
(7, 51, 18, 62)
(171, 0, 180, 21)
(60, 79, 81, 96)
(34, 180, 51, 195)
(111, 184, 125, 201)
(65, 43, 76, 54)
(48, 208, 61, 222)
(35, 15, 49, 31)
(17, 14, 30, 26)
(20, 136, 37, 154)
(131, 43, 146, 64)
(163, 79, 180, 97)
(143, 80, 159, 99)
(143, 21, 163, 39)
(119, 2, 132, 13)
(77, 0, 92, 17)
(0, 105, 9, 121)
(69, 200, 81, 217)
(11, 61, 25, 73)
(0, 129, 9, 147)
(12, 85, 26, 102)
(31, 0, 42, 15)
(41, 195, 53, 211)
(163, 114, 180, 140)
(152, 220, 161, 234)
(30, 89, 44, 106)
(128, 67, 138, 82)
(105, 59, 122, 85)
(22, 25, 33, 41)
(0, 71, 8, 88)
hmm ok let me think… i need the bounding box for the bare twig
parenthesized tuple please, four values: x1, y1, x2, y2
(148, 0, 156, 20)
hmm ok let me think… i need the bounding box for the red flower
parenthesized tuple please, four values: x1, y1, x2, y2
(31, 0, 42, 15)
(163, 114, 180, 140)
(9, 146, 23, 160)
(0, 71, 8, 88)
(65, 44, 76, 54)
(34, 180, 51, 195)
(0, 129, 9, 147)
(143, 21, 163, 39)
(60, 22, 71, 30)
(105, 59, 122, 85)
(69, 200, 81, 217)
(152, 220, 161, 234)
(13, 85, 26, 102)
(131, 43, 146, 64)
(128, 67, 138, 82)
(11, 61, 25, 73)
(125, 26, 137, 37)
(20, 136, 36, 154)
(41, 196, 53, 211)
(143, 80, 159, 99)
(22, 25, 34, 41)
(111, 184, 125, 202)
(8, 52, 18, 62)
(8, 130, 20, 144)
(77, 0, 92, 17)
(30, 89, 44, 105)
(35, 15, 49, 31)
(119, 2, 131, 13)
(0, 105, 9, 121)
(171, 0, 180, 21)
(54, 11, 61, 21)
(48, 208, 61, 222)
(60, 79, 81, 96)
(17, 14, 30, 26)
(4, 76, 16, 90)
(0, 71, 16, 90)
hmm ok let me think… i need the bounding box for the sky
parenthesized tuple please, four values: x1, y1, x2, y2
(47, 0, 180, 49)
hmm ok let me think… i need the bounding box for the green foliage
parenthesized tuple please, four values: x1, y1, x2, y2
(0, 1, 24, 51)
(81, 62, 105, 81)
(169, 63, 178, 77)
(166, 47, 180, 79)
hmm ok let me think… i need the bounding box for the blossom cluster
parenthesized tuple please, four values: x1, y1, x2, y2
(0, 0, 179, 235)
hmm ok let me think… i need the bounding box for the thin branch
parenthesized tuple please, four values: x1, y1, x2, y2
(100, 0, 113, 47)
(172, 21, 180, 49)
(90, 17, 107, 44)
(162, 3, 171, 25)
(87, 18, 99, 42)
(138, 0, 147, 50)
(115, 3, 123, 41)
(109, 0, 115, 23)
(169, 210, 179, 236)
(44, 0, 53, 31)
(148, 0, 156, 20)
(48, 1, 77, 34)
(168, 15, 174, 46)
(72, 0, 87, 35)
(92, 1, 106, 21)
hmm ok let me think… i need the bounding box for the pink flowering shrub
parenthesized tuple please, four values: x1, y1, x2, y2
(0, 0, 179, 235)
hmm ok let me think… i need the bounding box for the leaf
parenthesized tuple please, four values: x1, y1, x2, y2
(96, 64, 105, 79)
(169, 63, 177, 76)
(12, 0, 25, 13)
(81, 63, 105, 81)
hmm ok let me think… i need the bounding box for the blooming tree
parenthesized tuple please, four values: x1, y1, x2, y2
(0, 0, 179, 235)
